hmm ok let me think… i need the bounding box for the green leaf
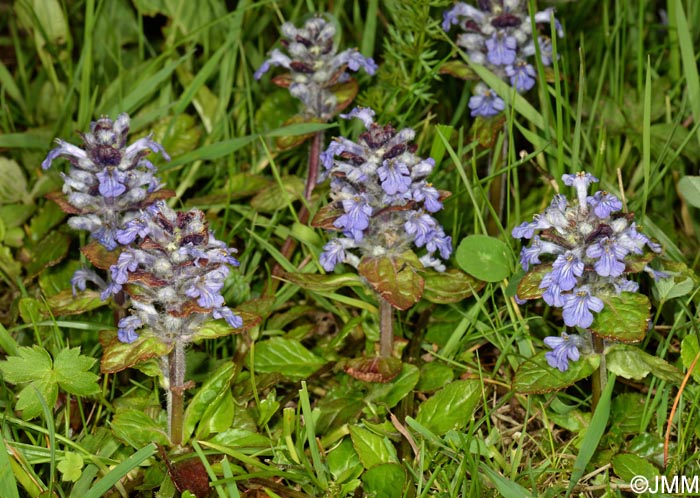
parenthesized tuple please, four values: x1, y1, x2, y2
(99, 331, 172, 374)
(250, 338, 325, 379)
(358, 254, 424, 310)
(0, 158, 29, 204)
(110, 409, 169, 448)
(25, 231, 70, 278)
(455, 235, 512, 282)
(151, 114, 202, 158)
(365, 363, 420, 408)
(281, 271, 364, 292)
(16, 380, 58, 419)
(54, 348, 100, 396)
(416, 363, 455, 393)
(0, 345, 52, 384)
(58, 452, 84, 482)
(190, 311, 258, 342)
(183, 362, 235, 444)
(681, 335, 700, 382)
(362, 463, 407, 498)
(679, 176, 700, 208)
(415, 379, 481, 435)
(655, 275, 695, 301)
(327, 438, 363, 483)
(349, 425, 399, 469)
(611, 453, 660, 482)
(606, 344, 682, 383)
(422, 268, 484, 304)
(0, 433, 20, 498)
(513, 353, 600, 394)
(250, 176, 304, 213)
(590, 293, 650, 343)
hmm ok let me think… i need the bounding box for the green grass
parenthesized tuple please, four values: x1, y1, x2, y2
(0, 0, 700, 497)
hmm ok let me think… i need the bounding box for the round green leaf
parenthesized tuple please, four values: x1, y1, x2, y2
(606, 344, 682, 383)
(415, 379, 481, 435)
(513, 352, 600, 394)
(362, 463, 407, 498)
(455, 235, 512, 282)
(358, 254, 424, 310)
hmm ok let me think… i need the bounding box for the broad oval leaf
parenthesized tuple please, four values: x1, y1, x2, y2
(349, 425, 399, 469)
(681, 335, 700, 382)
(415, 379, 481, 435)
(26, 231, 70, 278)
(190, 311, 259, 342)
(183, 362, 235, 444)
(81, 241, 120, 270)
(358, 254, 424, 310)
(422, 268, 484, 304)
(455, 235, 512, 282)
(310, 202, 344, 230)
(364, 363, 419, 407)
(590, 293, 650, 343)
(513, 352, 600, 394)
(362, 463, 407, 498)
(678, 175, 700, 209)
(111, 409, 169, 448)
(47, 289, 107, 317)
(250, 337, 325, 379)
(606, 344, 682, 383)
(344, 356, 402, 384)
(439, 60, 478, 80)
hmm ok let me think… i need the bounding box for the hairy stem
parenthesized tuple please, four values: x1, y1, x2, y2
(591, 333, 606, 413)
(379, 297, 394, 358)
(304, 131, 324, 201)
(167, 340, 186, 446)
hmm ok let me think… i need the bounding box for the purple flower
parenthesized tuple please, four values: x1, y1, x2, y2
(550, 252, 584, 291)
(377, 160, 411, 195)
(70, 268, 106, 296)
(340, 107, 376, 129)
(185, 270, 227, 309)
(586, 237, 628, 277)
(505, 62, 536, 92)
(469, 84, 505, 117)
(405, 213, 437, 247)
(544, 333, 582, 372)
(485, 34, 518, 66)
(254, 49, 292, 80)
(111, 250, 139, 284)
(320, 239, 348, 271)
(117, 315, 142, 344)
(541, 278, 565, 307)
(587, 191, 622, 219)
(339, 50, 378, 74)
(116, 217, 149, 245)
(213, 307, 244, 328)
(426, 229, 452, 259)
(334, 196, 373, 240)
(411, 184, 442, 212)
(562, 288, 604, 328)
(100, 282, 122, 300)
(563, 172, 598, 208)
(441, 2, 485, 32)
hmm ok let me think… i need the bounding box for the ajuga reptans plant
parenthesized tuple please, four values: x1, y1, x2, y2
(255, 15, 377, 120)
(315, 107, 452, 366)
(442, 0, 563, 117)
(106, 200, 242, 444)
(512, 172, 664, 373)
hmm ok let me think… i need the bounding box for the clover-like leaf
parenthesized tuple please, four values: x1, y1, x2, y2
(455, 235, 512, 282)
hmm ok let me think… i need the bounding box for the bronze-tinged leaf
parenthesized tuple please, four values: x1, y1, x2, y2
(81, 241, 120, 270)
(274, 115, 325, 150)
(344, 356, 402, 383)
(358, 254, 424, 310)
(471, 114, 507, 148)
(271, 73, 293, 88)
(235, 296, 276, 317)
(170, 300, 213, 317)
(158, 447, 211, 498)
(624, 252, 655, 273)
(47, 289, 107, 316)
(45, 191, 83, 215)
(99, 330, 172, 374)
(438, 60, 479, 81)
(127, 270, 168, 287)
(191, 311, 261, 342)
(140, 189, 176, 207)
(331, 78, 359, 114)
(422, 268, 484, 304)
(310, 202, 344, 230)
(516, 263, 552, 300)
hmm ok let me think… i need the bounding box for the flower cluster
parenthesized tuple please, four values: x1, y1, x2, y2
(318, 107, 452, 272)
(42, 113, 170, 251)
(103, 201, 242, 344)
(513, 172, 663, 370)
(254, 15, 377, 120)
(442, 0, 563, 117)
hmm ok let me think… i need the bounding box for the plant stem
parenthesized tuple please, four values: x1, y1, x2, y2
(379, 296, 394, 358)
(167, 340, 186, 446)
(591, 333, 606, 413)
(304, 131, 324, 201)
